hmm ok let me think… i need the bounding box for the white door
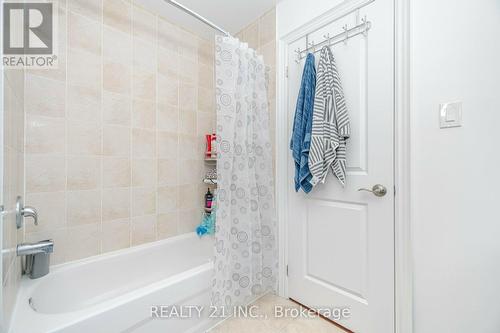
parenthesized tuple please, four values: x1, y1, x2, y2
(285, 1, 394, 332)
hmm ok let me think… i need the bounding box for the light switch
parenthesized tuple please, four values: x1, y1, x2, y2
(439, 101, 462, 128)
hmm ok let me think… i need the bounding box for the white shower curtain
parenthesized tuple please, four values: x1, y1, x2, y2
(211, 36, 277, 309)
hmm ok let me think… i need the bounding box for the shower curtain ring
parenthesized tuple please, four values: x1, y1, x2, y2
(343, 25, 349, 44)
(362, 15, 369, 37)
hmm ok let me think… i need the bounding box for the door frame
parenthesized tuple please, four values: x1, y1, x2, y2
(275, 0, 413, 332)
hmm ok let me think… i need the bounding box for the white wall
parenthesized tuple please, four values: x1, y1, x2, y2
(278, 0, 500, 332)
(411, 0, 500, 332)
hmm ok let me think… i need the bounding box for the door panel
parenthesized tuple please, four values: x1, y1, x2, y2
(286, 1, 394, 332)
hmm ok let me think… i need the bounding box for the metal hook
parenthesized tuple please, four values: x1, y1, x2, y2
(323, 33, 331, 47)
(294, 48, 301, 63)
(362, 15, 369, 37)
(308, 41, 315, 53)
(343, 24, 349, 44)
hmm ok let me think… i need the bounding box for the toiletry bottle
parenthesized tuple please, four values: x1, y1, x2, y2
(205, 188, 213, 211)
(205, 134, 212, 158)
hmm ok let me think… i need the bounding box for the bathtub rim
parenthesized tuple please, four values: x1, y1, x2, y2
(9, 233, 215, 333)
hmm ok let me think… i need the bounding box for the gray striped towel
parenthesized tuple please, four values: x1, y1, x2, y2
(308, 46, 350, 187)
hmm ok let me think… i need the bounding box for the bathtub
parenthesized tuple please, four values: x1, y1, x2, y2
(9, 233, 219, 333)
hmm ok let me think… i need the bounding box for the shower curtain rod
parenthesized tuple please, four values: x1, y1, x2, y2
(162, 0, 231, 36)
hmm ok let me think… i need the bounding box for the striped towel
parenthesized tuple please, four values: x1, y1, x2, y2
(308, 46, 350, 187)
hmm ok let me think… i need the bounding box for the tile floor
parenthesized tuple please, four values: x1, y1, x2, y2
(207, 294, 348, 333)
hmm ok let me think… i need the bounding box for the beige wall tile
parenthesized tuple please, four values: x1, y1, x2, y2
(102, 188, 130, 221)
(67, 84, 101, 122)
(25, 75, 66, 118)
(67, 120, 102, 155)
(131, 187, 156, 217)
(179, 184, 198, 210)
(179, 109, 196, 134)
(158, 159, 178, 186)
(103, 26, 132, 65)
(103, 125, 130, 156)
(25, 192, 66, 233)
(131, 215, 156, 246)
(179, 83, 197, 111)
(242, 22, 259, 50)
(198, 64, 214, 89)
(133, 38, 156, 73)
(198, 38, 214, 66)
(132, 5, 156, 44)
(102, 157, 130, 188)
(259, 41, 276, 67)
(26, 154, 65, 193)
(132, 98, 156, 129)
(177, 30, 198, 62)
(158, 186, 178, 214)
(178, 134, 199, 160)
(197, 111, 215, 136)
(133, 66, 156, 101)
(259, 9, 276, 46)
(101, 218, 130, 252)
(157, 18, 179, 52)
(178, 209, 198, 234)
(103, 0, 131, 33)
(25, 115, 65, 154)
(179, 160, 202, 186)
(157, 104, 178, 133)
(131, 158, 157, 187)
(68, 11, 101, 55)
(178, 57, 197, 84)
(157, 212, 178, 239)
(157, 131, 177, 158)
(68, 48, 102, 88)
(66, 190, 101, 226)
(132, 128, 156, 158)
(65, 223, 100, 261)
(198, 86, 215, 113)
(158, 48, 178, 77)
(68, 0, 102, 22)
(157, 74, 178, 106)
(104, 60, 131, 95)
(103, 92, 131, 126)
(67, 156, 101, 190)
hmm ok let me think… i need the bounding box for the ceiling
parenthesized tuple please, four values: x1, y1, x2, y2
(136, 0, 277, 38)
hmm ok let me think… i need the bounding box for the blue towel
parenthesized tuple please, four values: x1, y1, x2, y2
(290, 53, 316, 193)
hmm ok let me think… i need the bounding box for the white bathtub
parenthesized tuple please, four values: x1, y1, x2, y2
(9, 233, 219, 333)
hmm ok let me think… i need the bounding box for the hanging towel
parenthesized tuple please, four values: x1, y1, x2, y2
(308, 46, 351, 186)
(290, 53, 316, 193)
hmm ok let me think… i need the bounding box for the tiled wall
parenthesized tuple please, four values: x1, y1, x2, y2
(235, 8, 276, 156)
(2, 68, 25, 331)
(24, 0, 215, 264)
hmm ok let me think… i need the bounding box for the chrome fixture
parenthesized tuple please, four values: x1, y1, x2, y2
(16, 196, 38, 229)
(358, 184, 388, 197)
(163, 0, 231, 36)
(17, 240, 54, 279)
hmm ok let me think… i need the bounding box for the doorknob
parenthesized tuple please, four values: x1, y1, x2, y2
(357, 184, 387, 197)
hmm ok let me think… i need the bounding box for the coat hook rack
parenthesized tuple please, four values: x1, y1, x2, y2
(295, 16, 372, 60)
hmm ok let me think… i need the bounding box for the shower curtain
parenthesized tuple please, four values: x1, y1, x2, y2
(211, 36, 277, 309)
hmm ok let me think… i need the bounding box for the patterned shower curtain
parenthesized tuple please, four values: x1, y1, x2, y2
(211, 36, 277, 310)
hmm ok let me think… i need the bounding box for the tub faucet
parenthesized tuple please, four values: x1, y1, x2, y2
(17, 240, 54, 279)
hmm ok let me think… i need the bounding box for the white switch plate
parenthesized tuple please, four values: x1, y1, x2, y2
(439, 101, 462, 128)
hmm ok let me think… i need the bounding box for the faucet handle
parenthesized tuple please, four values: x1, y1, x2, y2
(22, 206, 38, 225)
(16, 196, 39, 229)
